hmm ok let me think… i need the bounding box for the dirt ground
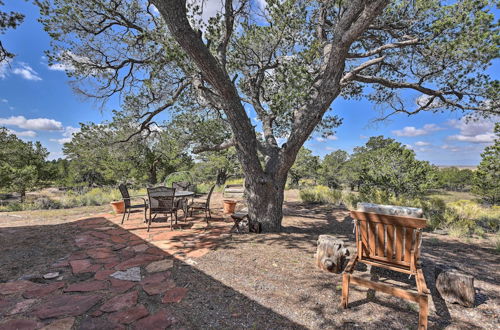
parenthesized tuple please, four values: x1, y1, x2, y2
(0, 191, 498, 329)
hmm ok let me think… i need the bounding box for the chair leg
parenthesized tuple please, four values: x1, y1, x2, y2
(147, 210, 152, 232)
(121, 208, 127, 224)
(143, 207, 147, 223)
(341, 273, 350, 308)
(127, 208, 131, 220)
(418, 294, 429, 329)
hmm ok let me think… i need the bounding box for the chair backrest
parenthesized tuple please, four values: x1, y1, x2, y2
(350, 210, 427, 273)
(206, 184, 216, 206)
(147, 186, 176, 211)
(118, 184, 131, 207)
(172, 181, 190, 191)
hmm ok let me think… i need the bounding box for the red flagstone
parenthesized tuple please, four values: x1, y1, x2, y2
(109, 279, 136, 293)
(140, 272, 170, 285)
(89, 231, 110, 240)
(90, 310, 103, 317)
(64, 281, 108, 292)
(104, 262, 120, 270)
(78, 317, 125, 330)
(145, 247, 166, 256)
(131, 244, 148, 252)
(0, 280, 40, 295)
(94, 270, 115, 281)
(86, 247, 114, 259)
(119, 249, 136, 260)
(40, 317, 75, 330)
(114, 254, 162, 271)
(6, 298, 37, 315)
(34, 294, 101, 319)
(108, 304, 149, 324)
(94, 256, 120, 265)
(186, 248, 210, 259)
(142, 279, 175, 296)
(100, 291, 138, 312)
(70, 259, 92, 274)
(23, 282, 65, 298)
(0, 319, 42, 330)
(133, 308, 174, 330)
(111, 244, 127, 251)
(162, 287, 188, 303)
(111, 235, 127, 244)
(106, 229, 128, 236)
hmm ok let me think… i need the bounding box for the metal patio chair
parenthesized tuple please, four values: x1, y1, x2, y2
(118, 184, 148, 225)
(146, 186, 178, 231)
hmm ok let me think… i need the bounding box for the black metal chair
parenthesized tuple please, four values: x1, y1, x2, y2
(189, 184, 216, 223)
(173, 181, 194, 219)
(118, 184, 148, 225)
(146, 186, 178, 231)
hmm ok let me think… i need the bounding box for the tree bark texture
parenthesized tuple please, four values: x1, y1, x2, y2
(435, 265, 475, 308)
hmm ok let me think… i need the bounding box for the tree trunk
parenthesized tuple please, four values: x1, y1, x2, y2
(245, 174, 286, 232)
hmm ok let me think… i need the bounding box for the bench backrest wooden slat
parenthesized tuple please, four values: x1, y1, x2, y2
(350, 210, 427, 270)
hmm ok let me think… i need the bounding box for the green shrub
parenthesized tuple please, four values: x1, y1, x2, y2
(0, 202, 24, 212)
(300, 186, 342, 204)
(32, 197, 62, 210)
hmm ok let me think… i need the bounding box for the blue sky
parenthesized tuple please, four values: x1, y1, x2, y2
(0, 1, 498, 165)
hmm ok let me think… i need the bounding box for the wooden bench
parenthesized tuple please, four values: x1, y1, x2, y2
(342, 210, 430, 329)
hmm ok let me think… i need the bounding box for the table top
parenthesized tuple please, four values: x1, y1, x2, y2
(174, 190, 194, 197)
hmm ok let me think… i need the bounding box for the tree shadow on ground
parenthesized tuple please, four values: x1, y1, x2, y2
(0, 217, 305, 329)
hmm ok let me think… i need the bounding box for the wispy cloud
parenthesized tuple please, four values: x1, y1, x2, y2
(0, 115, 63, 131)
(12, 63, 42, 81)
(7, 129, 37, 138)
(415, 141, 430, 146)
(392, 124, 443, 137)
(50, 126, 80, 144)
(447, 117, 498, 143)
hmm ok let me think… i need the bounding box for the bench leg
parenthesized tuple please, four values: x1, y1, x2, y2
(341, 273, 350, 308)
(418, 294, 428, 329)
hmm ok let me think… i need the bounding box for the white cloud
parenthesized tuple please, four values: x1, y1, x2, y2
(7, 129, 37, 138)
(327, 135, 338, 141)
(0, 115, 63, 131)
(447, 117, 498, 143)
(48, 62, 74, 72)
(0, 60, 10, 79)
(12, 63, 42, 81)
(50, 126, 80, 144)
(315, 137, 326, 142)
(1, 98, 7, 103)
(392, 124, 443, 137)
(415, 141, 430, 146)
(415, 94, 443, 109)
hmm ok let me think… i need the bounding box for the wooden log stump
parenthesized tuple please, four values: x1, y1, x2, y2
(315, 235, 349, 273)
(435, 265, 475, 307)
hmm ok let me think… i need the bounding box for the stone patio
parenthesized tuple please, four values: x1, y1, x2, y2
(0, 208, 234, 329)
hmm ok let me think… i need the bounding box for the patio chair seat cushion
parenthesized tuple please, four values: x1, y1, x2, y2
(149, 207, 177, 212)
(128, 204, 146, 209)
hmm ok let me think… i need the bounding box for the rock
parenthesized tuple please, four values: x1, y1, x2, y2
(63, 281, 108, 292)
(185, 258, 198, 266)
(34, 294, 101, 319)
(133, 309, 174, 330)
(86, 247, 114, 259)
(0, 319, 42, 330)
(145, 259, 174, 273)
(78, 317, 125, 330)
(17, 274, 42, 281)
(0, 280, 40, 295)
(142, 279, 176, 296)
(108, 304, 149, 324)
(111, 267, 142, 282)
(69, 259, 92, 274)
(162, 287, 188, 303)
(40, 317, 75, 330)
(140, 272, 169, 285)
(100, 291, 138, 312)
(132, 244, 149, 252)
(109, 279, 136, 293)
(6, 298, 37, 315)
(43, 272, 60, 280)
(94, 270, 115, 281)
(435, 266, 475, 307)
(315, 235, 349, 273)
(114, 255, 162, 271)
(23, 282, 65, 299)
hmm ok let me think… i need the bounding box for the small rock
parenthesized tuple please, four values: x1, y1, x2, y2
(40, 317, 75, 330)
(142, 279, 176, 295)
(184, 258, 197, 266)
(108, 304, 149, 324)
(110, 267, 141, 282)
(100, 291, 138, 312)
(43, 272, 60, 280)
(145, 259, 174, 273)
(7, 298, 37, 315)
(162, 287, 188, 303)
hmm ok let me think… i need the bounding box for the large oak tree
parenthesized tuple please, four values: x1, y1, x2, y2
(37, 0, 498, 231)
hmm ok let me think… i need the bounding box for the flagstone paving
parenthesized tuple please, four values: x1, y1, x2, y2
(0, 210, 233, 329)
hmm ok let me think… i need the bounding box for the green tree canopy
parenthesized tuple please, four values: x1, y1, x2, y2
(289, 147, 320, 187)
(318, 149, 349, 189)
(0, 127, 48, 199)
(473, 123, 500, 204)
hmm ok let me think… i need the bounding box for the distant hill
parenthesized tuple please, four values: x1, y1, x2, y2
(437, 165, 477, 170)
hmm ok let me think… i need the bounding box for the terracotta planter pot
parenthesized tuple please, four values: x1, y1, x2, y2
(110, 200, 125, 214)
(223, 199, 237, 214)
